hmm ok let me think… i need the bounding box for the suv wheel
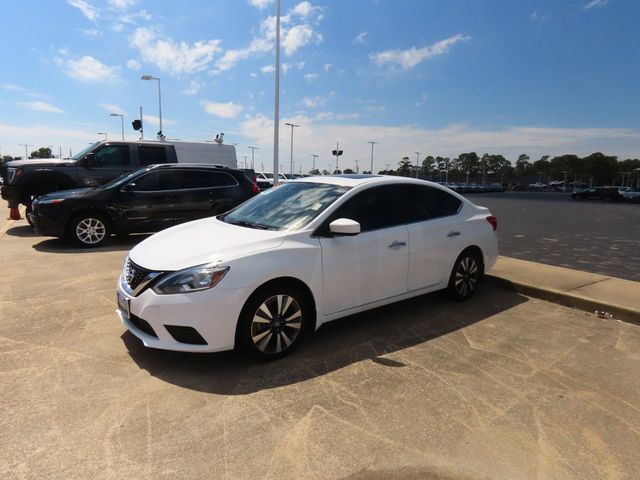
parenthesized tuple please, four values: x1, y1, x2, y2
(68, 213, 112, 247)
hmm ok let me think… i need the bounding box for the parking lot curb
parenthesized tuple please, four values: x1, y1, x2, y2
(487, 259, 640, 326)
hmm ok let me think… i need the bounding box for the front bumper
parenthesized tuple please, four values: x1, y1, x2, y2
(30, 205, 69, 237)
(116, 280, 252, 353)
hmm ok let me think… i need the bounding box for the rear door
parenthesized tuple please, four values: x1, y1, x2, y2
(87, 144, 134, 184)
(403, 185, 464, 290)
(171, 169, 242, 222)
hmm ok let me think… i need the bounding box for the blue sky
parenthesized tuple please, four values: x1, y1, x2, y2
(1, 0, 639, 172)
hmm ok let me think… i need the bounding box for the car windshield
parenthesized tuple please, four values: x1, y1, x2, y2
(221, 182, 350, 231)
(71, 142, 101, 161)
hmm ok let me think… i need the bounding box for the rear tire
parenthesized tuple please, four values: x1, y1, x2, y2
(236, 284, 310, 360)
(448, 250, 483, 301)
(68, 212, 112, 248)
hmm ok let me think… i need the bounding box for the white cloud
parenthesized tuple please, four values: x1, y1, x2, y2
(126, 59, 141, 70)
(183, 80, 203, 96)
(81, 28, 101, 36)
(18, 101, 65, 114)
(1, 83, 26, 92)
(353, 32, 368, 45)
(248, 0, 273, 9)
(130, 27, 222, 75)
(584, 0, 609, 9)
(142, 114, 177, 127)
(55, 55, 121, 82)
(67, 0, 99, 21)
(283, 24, 320, 56)
(370, 33, 471, 70)
(293, 1, 317, 17)
(112, 23, 125, 32)
(301, 96, 327, 108)
(98, 103, 127, 115)
(201, 101, 243, 119)
(108, 0, 137, 9)
(416, 93, 428, 107)
(261, 64, 275, 74)
(303, 73, 319, 81)
(324, 63, 332, 72)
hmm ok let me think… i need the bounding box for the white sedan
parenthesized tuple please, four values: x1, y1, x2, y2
(116, 175, 498, 359)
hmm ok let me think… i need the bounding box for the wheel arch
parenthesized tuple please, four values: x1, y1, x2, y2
(457, 245, 485, 274)
(236, 276, 318, 340)
(65, 207, 116, 237)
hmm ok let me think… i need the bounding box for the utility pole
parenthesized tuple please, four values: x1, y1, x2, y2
(311, 154, 318, 172)
(415, 152, 421, 178)
(273, 0, 281, 184)
(284, 122, 299, 174)
(248, 146, 259, 170)
(332, 142, 343, 172)
(368, 141, 377, 174)
(242, 156, 248, 169)
(19, 144, 33, 160)
(354, 159, 359, 173)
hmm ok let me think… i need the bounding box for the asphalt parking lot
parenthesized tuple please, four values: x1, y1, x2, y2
(1, 216, 639, 479)
(467, 191, 640, 282)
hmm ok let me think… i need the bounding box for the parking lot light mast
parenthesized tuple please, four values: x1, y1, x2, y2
(110, 113, 124, 141)
(248, 146, 259, 169)
(311, 154, 318, 172)
(19, 144, 33, 159)
(368, 141, 377, 174)
(562, 170, 570, 189)
(273, 0, 281, 185)
(284, 122, 299, 174)
(141, 75, 163, 139)
(415, 152, 420, 178)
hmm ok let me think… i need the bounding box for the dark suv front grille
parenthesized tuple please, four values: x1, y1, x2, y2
(124, 258, 161, 295)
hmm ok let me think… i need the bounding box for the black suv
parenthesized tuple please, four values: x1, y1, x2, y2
(571, 186, 624, 202)
(30, 164, 259, 247)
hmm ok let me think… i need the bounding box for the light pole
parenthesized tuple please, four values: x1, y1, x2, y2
(562, 170, 570, 190)
(368, 141, 377, 174)
(242, 156, 249, 169)
(97, 132, 108, 141)
(332, 142, 343, 172)
(284, 122, 299, 174)
(141, 75, 163, 139)
(354, 159, 359, 173)
(19, 144, 33, 159)
(248, 146, 259, 170)
(110, 113, 124, 141)
(273, 0, 281, 184)
(415, 152, 420, 178)
(311, 154, 318, 173)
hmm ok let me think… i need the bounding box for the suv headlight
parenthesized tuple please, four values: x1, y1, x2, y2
(7, 167, 22, 184)
(152, 264, 229, 295)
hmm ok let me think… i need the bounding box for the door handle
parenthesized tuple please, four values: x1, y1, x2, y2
(388, 240, 407, 249)
(447, 231, 461, 238)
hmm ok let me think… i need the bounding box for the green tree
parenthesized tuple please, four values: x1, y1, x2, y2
(515, 154, 530, 177)
(457, 152, 480, 176)
(532, 155, 551, 180)
(583, 152, 618, 185)
(343, 168, 354, 174)
(397, 157, 412, 177)
(421, 155, 435, 177)
(30, 147, 52, 159)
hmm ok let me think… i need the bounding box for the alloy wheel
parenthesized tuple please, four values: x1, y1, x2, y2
(454, 256, 479, 298)
(76, 217, 107, 245)
(250, 294, 302, 354)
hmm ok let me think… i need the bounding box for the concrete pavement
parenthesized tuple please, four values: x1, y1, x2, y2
(0, 218, 639, 479)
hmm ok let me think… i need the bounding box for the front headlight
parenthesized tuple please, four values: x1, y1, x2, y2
(7, 167, 22, 184)
(152, 264, 229, 295)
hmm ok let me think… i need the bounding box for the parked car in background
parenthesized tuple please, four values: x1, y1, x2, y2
(0, 139, 238, 221)
(620, 188, 640, 203)
(30, 164, 258, 247)
(528, 182, 547, 190)
(116, 175, 498, 360)
(254, 172, 274, 190)
(571, 186, 624, 202)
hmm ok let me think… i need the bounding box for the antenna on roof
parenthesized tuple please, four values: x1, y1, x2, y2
(214, 132, 225, 144)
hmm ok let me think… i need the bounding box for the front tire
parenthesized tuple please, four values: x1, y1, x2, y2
(237, 284, 310, 360)
(448, 250, 483, 301)
(68, 213, 112, 247)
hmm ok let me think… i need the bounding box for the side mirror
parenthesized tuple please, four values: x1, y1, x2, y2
(83, 152, 96, 168)
(329, 218, 360, 236)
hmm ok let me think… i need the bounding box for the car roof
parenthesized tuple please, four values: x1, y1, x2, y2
(148, 163, 234, 170)
(294, 174, 454, 190)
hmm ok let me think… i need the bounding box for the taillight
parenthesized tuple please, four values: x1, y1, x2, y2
(251, 175, 260, 194)
(486, 215, 497, 231)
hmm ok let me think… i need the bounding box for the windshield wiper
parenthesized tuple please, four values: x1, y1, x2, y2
(227, 220, 275, 230)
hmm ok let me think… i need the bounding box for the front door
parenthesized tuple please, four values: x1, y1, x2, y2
(318, 185, 409, 315)
(116, 170, 176, 232)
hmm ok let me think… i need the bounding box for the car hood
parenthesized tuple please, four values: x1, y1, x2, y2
(4, 159, 75, 168)
(129, 217, 288, 271)
(36, 187, 97, 201)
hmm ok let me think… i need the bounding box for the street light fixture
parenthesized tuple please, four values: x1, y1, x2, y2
(141, 75, 163, 139)
(110, 113, 124, 141)
(284, 122, 299, 174)
(97, 132, 108, 141)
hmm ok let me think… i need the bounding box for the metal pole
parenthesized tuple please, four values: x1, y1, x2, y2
(248, 146, 259, 170)
(157, 78, 163, 138)
(311, 154, 318, 172)
(19, 144, 32, 159)
(335, 141, 340, 171)
(139, 106, 144, 140)
(368, 141, 377, 174)
(415, 152, 420, 178)
(273, 0, 280, 185)
(120, 115, 124, 141)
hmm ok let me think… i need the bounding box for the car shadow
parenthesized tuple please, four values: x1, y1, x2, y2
(122, 284, 529, 395)
(4, 225, 39, 237)
(32, 234, 151, 253)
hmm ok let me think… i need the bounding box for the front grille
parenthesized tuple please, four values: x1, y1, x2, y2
(125, 258, 156, 292)
(130, 314, 157, 338)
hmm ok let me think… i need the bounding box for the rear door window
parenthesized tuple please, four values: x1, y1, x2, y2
(171, 170, 238, 189)
(132, 171, 176, 191)
(138, 146, 168, 166)
(404, 185, 462, 222)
